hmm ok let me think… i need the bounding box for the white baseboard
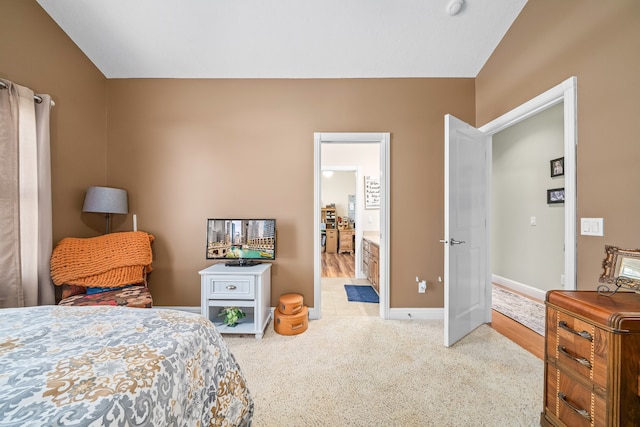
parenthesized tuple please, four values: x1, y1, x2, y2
(307, 307, 443, 321)
(156, 306, 201, 314)
(308, 307, 320, 320)
(388, 307, 444, 320)
(492, 275, 547, 301)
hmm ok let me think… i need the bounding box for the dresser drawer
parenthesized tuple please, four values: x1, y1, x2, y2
(205, 275, 255, 299)
(543, 291, 640, 427)
(547, 308, 608, 390)
(369, 242, 379, 258)
(545, 364, 607, 427)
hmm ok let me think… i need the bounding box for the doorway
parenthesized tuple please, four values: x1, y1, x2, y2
(444, 77, 577, 345)
(491, 103, 565, 301)
(321, 168, 357, 278)
(480, 76, 577, 306)
(313, 132, 390, 320)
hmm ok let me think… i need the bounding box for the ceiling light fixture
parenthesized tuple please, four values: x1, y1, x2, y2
(447, 0, 464, 16)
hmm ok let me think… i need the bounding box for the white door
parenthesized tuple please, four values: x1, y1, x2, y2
(444, 115, 489, 347)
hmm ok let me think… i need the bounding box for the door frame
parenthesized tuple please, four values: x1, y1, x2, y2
(313, 132, 390, 320)
(478, 76, 577, 322)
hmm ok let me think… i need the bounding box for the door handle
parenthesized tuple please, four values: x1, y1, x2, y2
(440, 239, 465, 245)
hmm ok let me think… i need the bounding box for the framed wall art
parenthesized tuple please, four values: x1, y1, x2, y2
(364, 176, 380, 209)
(550, 157, 564, 177)
(547, 188, 565, 204)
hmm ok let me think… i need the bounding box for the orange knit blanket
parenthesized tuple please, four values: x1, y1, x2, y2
(50, 231, 154, 288)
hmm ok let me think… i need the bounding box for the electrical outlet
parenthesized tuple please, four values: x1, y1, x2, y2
(418, 280, 427, 293)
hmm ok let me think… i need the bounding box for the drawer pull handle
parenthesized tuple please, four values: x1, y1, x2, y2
(558, 321, 593, 341)
(557, 345, 592, 368)
(558, 392, 591, 421)
(226, 285, 237, 290)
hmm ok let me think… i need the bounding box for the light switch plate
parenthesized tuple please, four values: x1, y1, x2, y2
(581, 218, 604, 236)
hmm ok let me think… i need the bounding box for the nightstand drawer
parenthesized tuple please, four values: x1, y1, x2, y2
(206, 276, 255, 299)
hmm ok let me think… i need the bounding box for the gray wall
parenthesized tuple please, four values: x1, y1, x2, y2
(492, 103, 564, 292)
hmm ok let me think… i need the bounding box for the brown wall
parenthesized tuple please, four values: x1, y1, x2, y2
(2, 1, 475, 309)
(10, 0, 631, 308)
(106, 79, 475, 307)
(477, 0, 640, 290)
(0, 0, 108, 244)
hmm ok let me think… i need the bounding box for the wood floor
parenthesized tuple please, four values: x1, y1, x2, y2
(490, 283, 545, 359)
(491, 309, 544, 360)
(321, 252, 355, 278)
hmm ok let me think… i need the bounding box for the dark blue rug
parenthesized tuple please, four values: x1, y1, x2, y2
(344, 284, 379, 304)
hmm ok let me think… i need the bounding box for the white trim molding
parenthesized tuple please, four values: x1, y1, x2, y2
(479, 76, 577, 291)
(491, 275, 547, 302)
(389, 308, 444, 321)
(156, 306, 201, 314)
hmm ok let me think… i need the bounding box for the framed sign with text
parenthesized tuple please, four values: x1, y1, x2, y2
(365, 176, 380, 209)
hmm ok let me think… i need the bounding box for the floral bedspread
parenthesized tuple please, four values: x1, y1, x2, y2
(0, 305, 253, 426)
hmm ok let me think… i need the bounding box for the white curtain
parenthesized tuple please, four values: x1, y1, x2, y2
(0, 79, 54, 307)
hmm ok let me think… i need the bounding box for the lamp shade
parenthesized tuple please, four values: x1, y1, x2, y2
(82, 186, 128, 214)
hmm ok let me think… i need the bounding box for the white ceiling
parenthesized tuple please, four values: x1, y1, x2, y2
(36, 0, 527, 79)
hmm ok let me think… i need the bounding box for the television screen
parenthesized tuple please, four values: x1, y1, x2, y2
(206, 219, 276, 264)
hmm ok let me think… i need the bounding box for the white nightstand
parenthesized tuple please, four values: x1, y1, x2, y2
(199, 263, 272, 339)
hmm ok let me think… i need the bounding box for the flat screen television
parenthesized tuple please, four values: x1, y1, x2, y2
(206, 219, 276, 266)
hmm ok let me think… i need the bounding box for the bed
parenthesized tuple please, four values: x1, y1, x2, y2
(0, 305, 253, 426)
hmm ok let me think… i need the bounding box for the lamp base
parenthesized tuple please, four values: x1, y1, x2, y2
(104, 213, 112, 234)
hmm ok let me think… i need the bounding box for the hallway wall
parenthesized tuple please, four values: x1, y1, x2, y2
(492, 103, 564, 293)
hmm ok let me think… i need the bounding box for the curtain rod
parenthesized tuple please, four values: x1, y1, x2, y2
(0, 80, 55, 105)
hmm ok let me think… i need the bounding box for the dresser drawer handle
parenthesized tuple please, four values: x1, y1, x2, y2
(557, 345, 592, 368)
(558, 321, 593, 341)
(226, 285, 237, 290)
(558, 392, 591, 421)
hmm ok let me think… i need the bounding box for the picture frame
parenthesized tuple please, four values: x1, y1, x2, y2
(547, 188, 565, 204)
(364, 176, 380, 209)
(550, 157, 564, 177)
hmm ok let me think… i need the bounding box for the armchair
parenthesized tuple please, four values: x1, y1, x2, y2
(51, 231, 154, 308)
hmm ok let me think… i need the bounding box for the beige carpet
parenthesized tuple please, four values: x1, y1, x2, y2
(225, 315, 543, 426)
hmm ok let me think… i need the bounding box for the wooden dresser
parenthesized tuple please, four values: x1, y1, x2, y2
(541, 291, 640, 427)
(338, 229, 354, 254)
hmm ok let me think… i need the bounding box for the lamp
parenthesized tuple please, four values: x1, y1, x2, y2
(82, 186, 128, 234)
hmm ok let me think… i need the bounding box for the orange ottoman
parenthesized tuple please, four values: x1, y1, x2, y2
(278, 293, 304, 315)
(274, 305, 308, 336)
